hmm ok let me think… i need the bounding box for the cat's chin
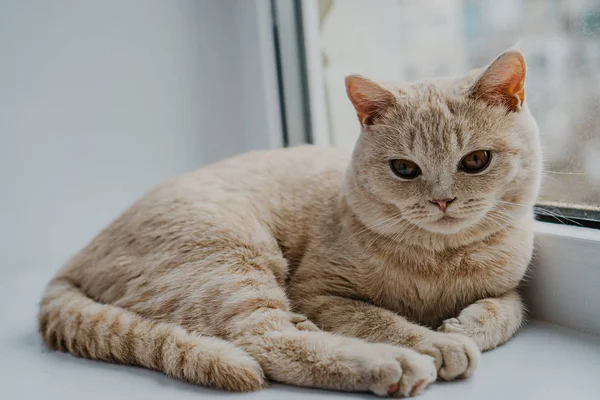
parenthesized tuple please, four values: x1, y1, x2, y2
(417, 216, 474, 235)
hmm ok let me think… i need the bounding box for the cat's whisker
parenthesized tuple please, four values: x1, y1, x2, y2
(543, 171, 585, 175)
(497, 200, 582, 227)
(534, 208, 582, 227)
(402, 210, 432, 218)
(483, 214, 508, 231)
(487, 210, 521, 226)
(540, 174, 561, 185)
(455, 205, 486, 214)
(497, 200, 534, 209)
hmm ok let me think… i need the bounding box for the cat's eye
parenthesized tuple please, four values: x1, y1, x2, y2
(390, 159, 421, 179)
(460, 150, 491, 173)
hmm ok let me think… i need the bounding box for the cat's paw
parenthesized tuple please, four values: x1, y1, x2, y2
(289, 313, 320, 331)
(437, 318, 464, 334)
(413, 332, 480, 381)
(368, 345, 437, 397)
(437, 302, 513, 351)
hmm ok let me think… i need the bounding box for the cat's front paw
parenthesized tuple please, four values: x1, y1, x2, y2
(368, 344, 437, 397)
(436, 302, 513, 351)
(289, 312, 320, 331)
(437, 318, 465, 335)
(413, 332, 480, 381)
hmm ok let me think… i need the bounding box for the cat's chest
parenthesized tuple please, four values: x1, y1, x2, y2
(360, 247, 523, 327)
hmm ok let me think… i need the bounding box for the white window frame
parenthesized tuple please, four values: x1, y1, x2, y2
(273, 0, 600, 336)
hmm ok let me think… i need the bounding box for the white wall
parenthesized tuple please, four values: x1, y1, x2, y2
(0, 0, 281, 276)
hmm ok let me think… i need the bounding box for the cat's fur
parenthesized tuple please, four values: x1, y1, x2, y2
(39, 50, 541, 397)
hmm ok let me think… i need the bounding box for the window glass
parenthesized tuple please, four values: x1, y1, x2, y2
(317, 0, 600, 208)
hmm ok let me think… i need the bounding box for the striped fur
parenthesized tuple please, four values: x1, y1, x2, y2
(39, 277, 265, 391)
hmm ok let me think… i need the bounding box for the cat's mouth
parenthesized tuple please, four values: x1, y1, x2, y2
(418, 214, 471, 234)
(404, 210, 475, 234)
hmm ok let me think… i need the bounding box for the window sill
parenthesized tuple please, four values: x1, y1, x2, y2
(1, 272, 599, 399)
(528, 221, 600, 336)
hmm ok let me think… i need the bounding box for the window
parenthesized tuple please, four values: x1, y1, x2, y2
(303, 0, 600, 224)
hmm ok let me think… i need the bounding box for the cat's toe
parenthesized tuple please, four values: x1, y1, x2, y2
(394, 351, 437, 397)
(437, 318, 463, 333)
(289, 313, 321, 331)
(414, 332, 480, 381)
(368, 360, 403, 397)
(369, 346, 436, 398)
(295, 320, 320, 331)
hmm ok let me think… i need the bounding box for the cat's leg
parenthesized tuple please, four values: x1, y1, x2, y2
(296, 296, 480, 381)
(235, 322, 437, 397)
(172, 248, 436, 397)
(40, 276, 267, 392)
(222, 279, 435, 396)
(437, 289, 523, 351)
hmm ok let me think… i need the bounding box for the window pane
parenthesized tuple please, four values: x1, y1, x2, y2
(318, 0, 600, 209)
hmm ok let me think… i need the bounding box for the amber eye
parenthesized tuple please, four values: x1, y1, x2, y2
(390, 159, 421, 179)
(460, 150, 491, 173)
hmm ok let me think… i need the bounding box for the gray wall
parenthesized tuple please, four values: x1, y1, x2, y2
(0, 0, 281, 276)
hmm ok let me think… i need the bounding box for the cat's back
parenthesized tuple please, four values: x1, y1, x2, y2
(79, 145, 350, 261)
(116, 145, 352, 236)
(178, 145, 351, 243)
(168, 145, 350, 211)
(62, 145, 350, 300)
(190, 145, 349, 189)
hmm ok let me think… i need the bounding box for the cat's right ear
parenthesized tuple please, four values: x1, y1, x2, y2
(345, 75, 395, 126)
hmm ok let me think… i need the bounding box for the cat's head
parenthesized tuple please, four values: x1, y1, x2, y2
(344, 50, 542, 240)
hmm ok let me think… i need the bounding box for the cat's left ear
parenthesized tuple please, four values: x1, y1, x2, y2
(345, 75, 395, 126)
(470, 50, 526, 112)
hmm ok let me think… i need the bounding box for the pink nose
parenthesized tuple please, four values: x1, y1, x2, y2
(430, 198, 456, 213)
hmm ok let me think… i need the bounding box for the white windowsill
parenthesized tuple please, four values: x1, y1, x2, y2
(533, 219, 600, 242)
(528, 221, 600, 336)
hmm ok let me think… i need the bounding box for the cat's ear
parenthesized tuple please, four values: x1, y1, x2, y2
(345, 75, 395, 126)
(470, 50, 526, 112)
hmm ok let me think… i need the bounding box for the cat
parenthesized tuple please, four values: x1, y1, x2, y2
(39, 49, 541, 398)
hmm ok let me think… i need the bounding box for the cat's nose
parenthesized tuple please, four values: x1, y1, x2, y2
(429, 197, 456, 213)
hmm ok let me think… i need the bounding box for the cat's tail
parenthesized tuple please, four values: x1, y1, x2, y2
(38, 276, 266, 391)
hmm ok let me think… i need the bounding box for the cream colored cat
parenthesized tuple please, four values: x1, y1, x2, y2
(39, 50, 541, 397)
